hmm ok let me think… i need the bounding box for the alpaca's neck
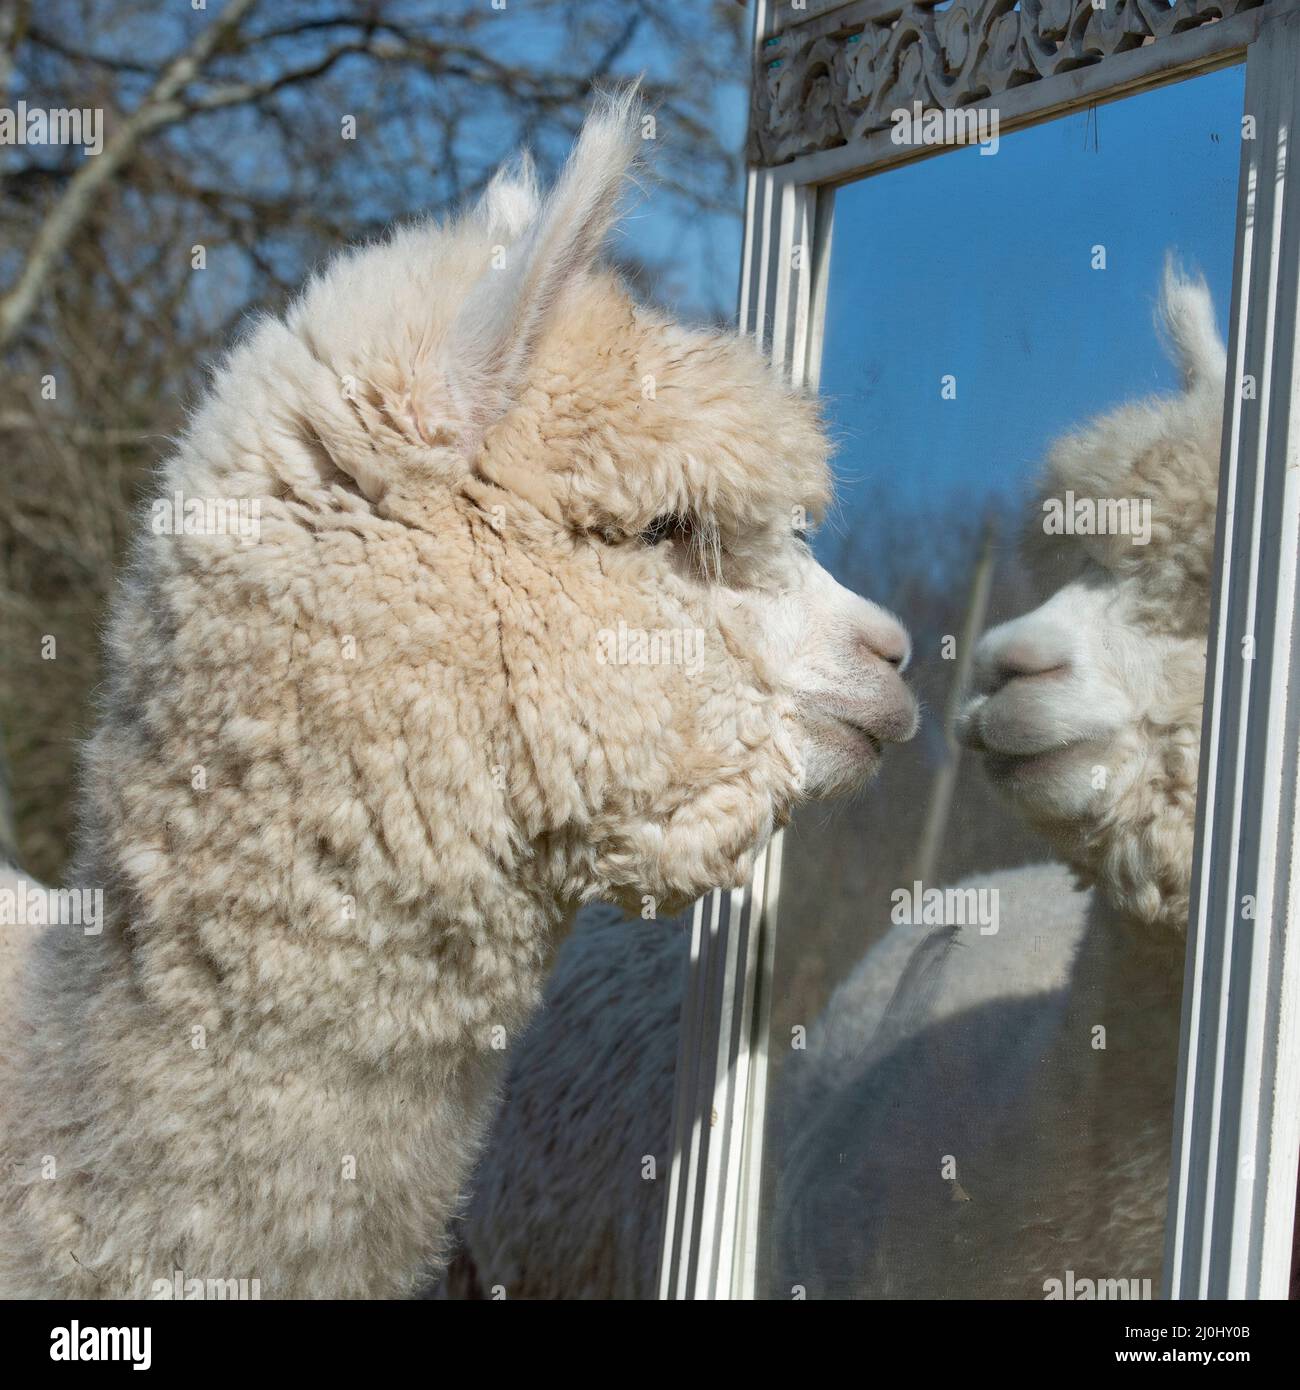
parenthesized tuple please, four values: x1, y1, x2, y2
(1, 876, 567, 1298)
(1030, 893, 1184, 1287)
(1059, 894, 1184, 1085)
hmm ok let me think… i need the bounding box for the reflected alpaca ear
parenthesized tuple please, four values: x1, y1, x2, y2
(1158, 255, 1227, 394)
(417, 86, 644, 452)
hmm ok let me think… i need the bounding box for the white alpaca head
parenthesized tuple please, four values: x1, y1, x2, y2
(957, 264, 1225, 929)
(127, 88, 917, 940)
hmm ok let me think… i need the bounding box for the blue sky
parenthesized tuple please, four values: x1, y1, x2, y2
(813, 64, 1246, 562)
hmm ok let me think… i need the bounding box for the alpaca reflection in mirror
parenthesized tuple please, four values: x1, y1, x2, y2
(779, 263, 1223, 1298)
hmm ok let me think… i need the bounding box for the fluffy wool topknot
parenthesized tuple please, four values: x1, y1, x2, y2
(1029, 262, 1224, 641)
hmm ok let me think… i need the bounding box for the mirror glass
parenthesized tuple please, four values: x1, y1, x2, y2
(758, 66, 1245, 1299)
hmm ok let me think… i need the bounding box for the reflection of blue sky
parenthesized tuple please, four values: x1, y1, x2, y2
(815, 65, 1246, 556)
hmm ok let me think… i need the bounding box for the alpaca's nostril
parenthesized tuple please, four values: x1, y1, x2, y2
(858, 627, 910, 673)
(990, 644, 1071, 693)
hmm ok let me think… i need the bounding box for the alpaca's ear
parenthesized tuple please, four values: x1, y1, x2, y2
(473, 152, 541, 242)
(433, 87, 643, 448)
(1158, 256, 1227, 394)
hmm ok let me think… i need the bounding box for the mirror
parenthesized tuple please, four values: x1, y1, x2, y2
(758, 66, 1245, 1300)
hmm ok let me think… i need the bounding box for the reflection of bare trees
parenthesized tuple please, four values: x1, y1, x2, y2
(0, 0, 748, 880)
(911, 516, 996, 886)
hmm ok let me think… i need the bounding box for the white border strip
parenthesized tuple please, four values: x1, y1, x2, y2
(1166, 9, 1300, 1300)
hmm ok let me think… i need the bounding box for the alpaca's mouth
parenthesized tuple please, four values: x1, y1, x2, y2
(984, 743, 1079, 778)
(817, 680, 919, 750)
(980, 737, 1106, 788)
(831, 716, 882, 759)
(958, 694, 1102, 771)
(828, 711, 889, 767)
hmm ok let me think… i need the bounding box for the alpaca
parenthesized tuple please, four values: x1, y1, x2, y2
(778, 262, 1223, 1297)
(445, 264, 1224, 1300)
(0, 92, 918, 1299)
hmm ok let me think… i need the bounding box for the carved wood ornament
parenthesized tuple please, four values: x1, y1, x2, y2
(749, 0, 1269, 167)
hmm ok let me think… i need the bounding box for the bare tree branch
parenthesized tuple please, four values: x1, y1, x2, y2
(0, 0, 259, 350)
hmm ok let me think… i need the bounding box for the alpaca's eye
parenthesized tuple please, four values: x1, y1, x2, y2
(640, 513, 691, 547)
(792, 525, 813, 548)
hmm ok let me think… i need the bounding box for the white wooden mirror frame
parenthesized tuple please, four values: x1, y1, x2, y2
(659, 0, 1300, 1301)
